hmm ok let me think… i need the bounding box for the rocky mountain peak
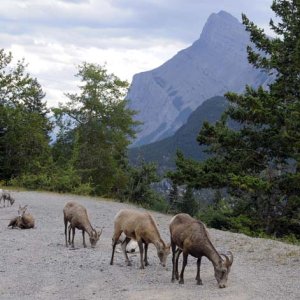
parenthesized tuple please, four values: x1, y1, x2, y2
(197, 11, 245, 46)
(128, 11, 269, 147)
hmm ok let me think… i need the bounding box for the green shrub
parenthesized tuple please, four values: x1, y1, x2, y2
(10, 167, 82, 193)
(10, 173, 51, 190)
(196, 206, 231, 230)
(228, 215, 255, 236)
(73, 183, 94, 196)
(149, 195, 170, 213)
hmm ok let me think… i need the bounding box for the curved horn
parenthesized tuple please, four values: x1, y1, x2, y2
(226, 251, 233, 265)
(99, 227, 103, 235)
(219, 251, 233, 267)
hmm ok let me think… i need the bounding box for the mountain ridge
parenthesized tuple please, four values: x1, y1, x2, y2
(128, 10, 270, 146)
(129, 96, 228, 171)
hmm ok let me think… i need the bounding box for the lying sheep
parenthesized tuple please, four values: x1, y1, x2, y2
(169, 213, 233, 288)
(8, 205, 35, 229)
(0, 189, 15, 207)
(117, 233, 139, 253)
(63, 201, 102, 248)
(110, 209, 170, 269)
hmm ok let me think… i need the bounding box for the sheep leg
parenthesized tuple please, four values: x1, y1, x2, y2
(110, 231, 122, 265)
(64, 219, 68, 247)
(195, 257, 203, 285)
(121, 237, 132, 266)
(175, 248, 182, 280)
(68, 225, 72, 245)
(171, 240, 177, 282)
(138, 240, 144, 269)
(71, 227, 76, 248)
(144, 243, 149, 266)
(179, 252, 188, 284)
(82, 230, 86, 248)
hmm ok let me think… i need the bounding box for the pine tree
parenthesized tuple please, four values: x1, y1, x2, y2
(178, 186, 198, 217)
(53, 63, 139, 195)
(170, 0, 300, 238)
(0, 49, 51, 181)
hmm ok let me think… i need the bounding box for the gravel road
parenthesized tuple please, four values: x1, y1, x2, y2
(0, 191, 299, 300)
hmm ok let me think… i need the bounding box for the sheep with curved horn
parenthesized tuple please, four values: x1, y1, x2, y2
(170, 213, 233, 288)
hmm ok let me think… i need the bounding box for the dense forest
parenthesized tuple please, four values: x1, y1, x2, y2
(0, 0, 299, 242)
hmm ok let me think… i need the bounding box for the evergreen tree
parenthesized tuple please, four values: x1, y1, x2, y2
(123, 161, 160, 207)
(0, 49, 48, 115)
(178, 186, 198, 217)
(0, 49, 52, 181)
(53, 63, 139, 195)
(168, 181, 179, 211)
(169, 0, 300, 238)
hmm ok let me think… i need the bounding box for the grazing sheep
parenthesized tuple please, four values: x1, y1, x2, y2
(8, 205, 35, 229)
(0, 189, 15, 207)
(110, 209, 170, 269)
(169, 213, 233, 288)
(63, 201, 102, 248)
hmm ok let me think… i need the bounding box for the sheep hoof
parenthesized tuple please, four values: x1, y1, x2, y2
(196, 280, 203, 285)
(179, 279, 184, 284)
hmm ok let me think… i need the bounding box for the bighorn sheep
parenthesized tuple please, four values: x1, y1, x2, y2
(8, 205, 35, 229)
(63, 201, 102, 248)
(169, 213, 233, 288)
(110, 209, 170, 269)
(0, 189, 15, 207)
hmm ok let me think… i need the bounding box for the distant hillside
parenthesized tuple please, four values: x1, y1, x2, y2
(128, 11, 271, 146)
(129, 96, 228, 171)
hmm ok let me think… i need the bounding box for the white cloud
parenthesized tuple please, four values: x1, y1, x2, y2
(0, 0, 274, 107)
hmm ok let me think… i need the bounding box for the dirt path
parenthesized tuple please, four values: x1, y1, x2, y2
(0, 191, 299, 300)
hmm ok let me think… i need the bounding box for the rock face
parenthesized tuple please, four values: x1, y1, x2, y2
(129, 96, 228, 171)
(127, 11, 270, 146)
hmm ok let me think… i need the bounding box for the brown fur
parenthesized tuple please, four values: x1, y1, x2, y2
(110, 209, 170, 269)
(8, 205, 34, 229)
(169, 213, 233, 288)
(0, 190, 15, 207)
(63, 201, 102, 248)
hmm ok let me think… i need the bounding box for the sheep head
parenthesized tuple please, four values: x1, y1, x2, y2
(157, 243, 171, 267)
(214, 251, 234, 288)
(89, 228, 103, 248)
(18, 205, 28, 217)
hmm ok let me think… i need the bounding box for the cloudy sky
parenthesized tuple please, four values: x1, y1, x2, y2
(1, 0, 274, 107)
